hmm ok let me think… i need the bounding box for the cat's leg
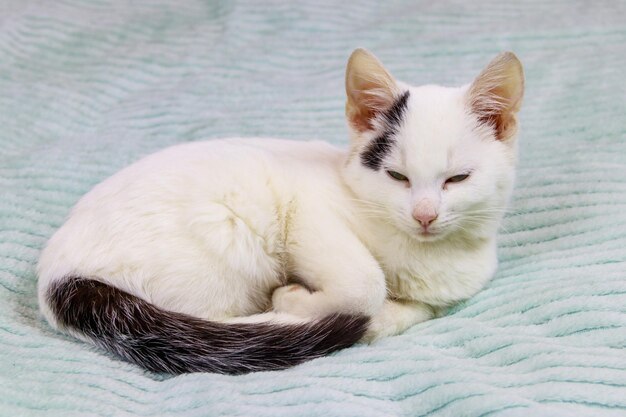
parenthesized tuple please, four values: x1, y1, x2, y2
(362, 299, 434, 342)
(272, 215, 386, 318)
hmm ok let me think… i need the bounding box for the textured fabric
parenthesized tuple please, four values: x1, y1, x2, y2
(1, 1, 625, 416)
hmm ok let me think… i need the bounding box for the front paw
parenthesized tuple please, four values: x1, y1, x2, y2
(361, 320, 395, 344)
(361, 326, 383, 344)
(361, 300, 435, 343)
(272, 284, 311, 317)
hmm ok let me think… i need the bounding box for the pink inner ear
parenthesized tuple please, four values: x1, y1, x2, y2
(473, 97, 517, 141)
(469, 82, 521, 141)
(349, 88, 396, 132)
(468, 53, 524, 141)
(348, 102, 376, 132)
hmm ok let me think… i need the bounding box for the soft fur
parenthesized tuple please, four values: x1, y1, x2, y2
(37, 49, 524, 372)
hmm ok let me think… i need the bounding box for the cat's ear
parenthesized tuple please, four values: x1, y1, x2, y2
(346, 48, 400, 132)
(467, 52, 524, 141)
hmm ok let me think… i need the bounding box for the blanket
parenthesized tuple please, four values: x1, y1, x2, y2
(1, 1, 625, 416)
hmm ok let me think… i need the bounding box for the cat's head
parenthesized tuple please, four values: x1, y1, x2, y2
(342, 49, 524, 243)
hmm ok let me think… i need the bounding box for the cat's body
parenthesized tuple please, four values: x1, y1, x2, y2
(38, 49, 524, 374)
(39, 138, 353, 323)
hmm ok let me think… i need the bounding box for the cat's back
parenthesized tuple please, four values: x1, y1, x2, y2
(150, 137, 343, 164)
(155, 137, 348, 199)
(66, 137, 344, 206)
(129, 138, 345, 186)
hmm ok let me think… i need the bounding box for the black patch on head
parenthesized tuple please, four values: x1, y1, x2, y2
(360, 90, 410, 170)
(47, 277, 369, 375)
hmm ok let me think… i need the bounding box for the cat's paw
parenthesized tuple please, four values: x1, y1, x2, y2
(272, 284, 313, 317)
(361, 320, 394, 344)
(361, 300, 435, 343)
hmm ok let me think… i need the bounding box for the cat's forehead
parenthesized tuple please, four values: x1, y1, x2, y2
(403, 85, 469, 148)
(396, 84, 477, 173)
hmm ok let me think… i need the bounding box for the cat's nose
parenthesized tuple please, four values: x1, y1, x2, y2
(412, 201, 438, 228)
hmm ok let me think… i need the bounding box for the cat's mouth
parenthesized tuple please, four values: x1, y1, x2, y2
(415, 228, 444, 241)
(394, 217, 449, 242)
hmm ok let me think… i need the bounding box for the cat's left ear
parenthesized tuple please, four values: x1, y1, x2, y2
(467, 52, 524, 141)
(345, 48, 400, 132)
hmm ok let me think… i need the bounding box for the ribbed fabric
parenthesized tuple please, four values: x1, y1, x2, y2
(1, 1, 625, 416)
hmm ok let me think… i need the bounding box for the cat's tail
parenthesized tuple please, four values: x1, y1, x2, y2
(45, 277, 369, 375)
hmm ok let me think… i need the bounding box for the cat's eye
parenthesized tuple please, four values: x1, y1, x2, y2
(386, 170, 409, 182)
(445, 174, 470, 184)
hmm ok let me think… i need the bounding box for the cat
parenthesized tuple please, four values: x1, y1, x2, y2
(37, 48, 524, 374)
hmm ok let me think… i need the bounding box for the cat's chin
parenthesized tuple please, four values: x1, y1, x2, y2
(415, 233, 441, 242)
(412, 229, 448, 243)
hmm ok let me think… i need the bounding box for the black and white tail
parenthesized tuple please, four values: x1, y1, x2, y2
(46, 277, 368, 374)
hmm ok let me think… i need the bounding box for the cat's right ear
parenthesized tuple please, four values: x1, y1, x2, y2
(345, 48, 400, 132)
(467, 52, 524, 141)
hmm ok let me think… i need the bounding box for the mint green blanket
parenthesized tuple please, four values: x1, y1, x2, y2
(1, 1, 625, 416)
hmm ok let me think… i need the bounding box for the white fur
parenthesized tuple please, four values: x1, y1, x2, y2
(38, 50, 522, 341)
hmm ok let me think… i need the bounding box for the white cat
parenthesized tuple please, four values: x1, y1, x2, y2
(37, 49, 524, 374)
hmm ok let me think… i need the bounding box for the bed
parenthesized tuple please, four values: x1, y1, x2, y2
(1, 1, 625, 416)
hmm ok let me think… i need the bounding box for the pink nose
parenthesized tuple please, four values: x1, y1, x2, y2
(412, 202, 438, 228)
